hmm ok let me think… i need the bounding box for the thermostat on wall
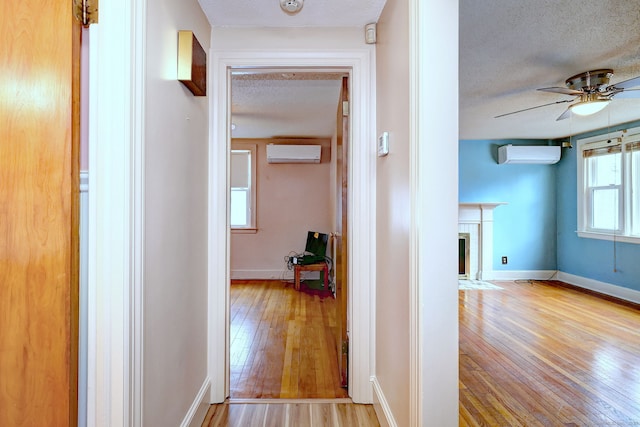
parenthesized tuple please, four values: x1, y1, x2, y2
(378, 131, 389, 157)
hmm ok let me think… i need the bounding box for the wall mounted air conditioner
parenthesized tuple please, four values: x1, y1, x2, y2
(498, 144, 561, 164)
(266, 144, 321, 164)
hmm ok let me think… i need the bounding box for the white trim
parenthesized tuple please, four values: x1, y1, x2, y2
(458, 203, 507, 280)
(557, 272, 640, 304)
(577, 231, 640, 245)
(230, 269, 292, 280)
(408, 0, 420, 423)
(576, 126, 640, 243)
(412, 0, 460, 426)
(87, 0, 145, 424)
(79, 171, 89, 427)
(371, 376, 397, 427)
(180, 378, 211, 427)
(208, 48, 376, 404)
(491, 270, 558, 281)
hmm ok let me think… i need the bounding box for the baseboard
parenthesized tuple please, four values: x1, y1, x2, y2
(180, 377, 211, 427)
(491, 270, 557, 281)
(557, 271, 640, 305)
(230, 269, 291, 280)
(371, 376, 397, 427)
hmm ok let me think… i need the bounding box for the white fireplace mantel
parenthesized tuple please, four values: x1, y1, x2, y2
(459, 202, 507, 280)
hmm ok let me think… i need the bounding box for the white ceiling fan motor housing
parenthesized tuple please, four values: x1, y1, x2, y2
(280, 0, 304, 14)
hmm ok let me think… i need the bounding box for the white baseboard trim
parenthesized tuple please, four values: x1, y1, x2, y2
(371, 376, 397, 427)
(230, 269, 292, 280)
(181, 377, 211, 427)
(557, 271, 640, 305)
(491, 270, 557, 281)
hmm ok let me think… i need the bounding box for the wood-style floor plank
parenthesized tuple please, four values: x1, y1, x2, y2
(460, 279, 640, 426)
(202, 402, 380, 427)
(230, 280, 348, 399)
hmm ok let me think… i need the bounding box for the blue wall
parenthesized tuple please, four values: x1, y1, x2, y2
(555, 122, 640, 291)
(459, 139, 557, 271)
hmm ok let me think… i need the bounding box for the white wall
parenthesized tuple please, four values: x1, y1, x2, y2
(230, 139, 333, 279)
(211, 27, 366, 51)
(374, 0, 412, 425)
(144, 1, 211, 425)
(208, 30, 376, 402)
(375, 0, 460, 425)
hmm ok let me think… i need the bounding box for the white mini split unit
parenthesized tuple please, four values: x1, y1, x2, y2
(498, 144, 561, 164)
(266, 144, 321, 164)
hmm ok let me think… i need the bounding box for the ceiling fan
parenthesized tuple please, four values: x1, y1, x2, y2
(495, 69, 640, 120)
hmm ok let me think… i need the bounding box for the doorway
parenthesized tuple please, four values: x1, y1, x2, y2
(208, 49, 376, 404)
(228, 70, 347, 398)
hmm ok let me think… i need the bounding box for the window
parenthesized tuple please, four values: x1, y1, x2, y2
(577, 128, 640, 243)
(230, 144, 257, 232)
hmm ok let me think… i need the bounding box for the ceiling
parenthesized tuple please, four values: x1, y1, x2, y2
(199, 0, 640, 140)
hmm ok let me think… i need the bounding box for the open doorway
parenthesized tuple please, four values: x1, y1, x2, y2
(208, 49, 375, 405)
(227, 71, 349, 399)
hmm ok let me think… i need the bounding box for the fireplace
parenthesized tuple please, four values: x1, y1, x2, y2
(459, 233, 470, 279)
(458, 203, 505, 280)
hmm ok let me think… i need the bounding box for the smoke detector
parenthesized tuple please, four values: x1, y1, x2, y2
(280, 0, 304, 15)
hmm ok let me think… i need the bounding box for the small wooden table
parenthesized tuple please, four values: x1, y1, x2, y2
(294, 262, 329, 291)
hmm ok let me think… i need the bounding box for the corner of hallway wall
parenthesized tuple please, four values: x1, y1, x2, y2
(371, 376, 398, 427)
(181, 378, 211, 427)
(374, 0, 412, 425)
(143, 0, 212, 425)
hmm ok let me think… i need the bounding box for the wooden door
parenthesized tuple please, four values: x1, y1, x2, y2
(334, 76, 349, 388)
(0, 2, 80, 425)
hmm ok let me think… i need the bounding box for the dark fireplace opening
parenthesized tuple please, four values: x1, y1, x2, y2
(459, 233, 470, 278)
(459, 237, 465, 275)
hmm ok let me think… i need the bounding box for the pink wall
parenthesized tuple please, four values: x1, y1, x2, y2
(230, 138, 333, 279)
(375, 0, 412, 425)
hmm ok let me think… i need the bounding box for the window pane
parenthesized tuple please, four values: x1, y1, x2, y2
(230, 189, 248, 227)
(588, 153, 621, 186)
(231, 150, 250, 188)
(591, 188, 619, 230)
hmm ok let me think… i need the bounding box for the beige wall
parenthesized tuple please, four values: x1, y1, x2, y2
(375, 0, 412, 425)
(230, 139, 333, 279)
(143, 1, 211, 425)
(211, 27, 366, 50)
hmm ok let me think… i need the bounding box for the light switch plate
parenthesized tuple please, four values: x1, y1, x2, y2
(378, 131, 389, 157)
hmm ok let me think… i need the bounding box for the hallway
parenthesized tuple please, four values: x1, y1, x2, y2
(230, 280, 348, 399)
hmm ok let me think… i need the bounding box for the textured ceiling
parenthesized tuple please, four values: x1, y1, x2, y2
(200, 0, 640, 140)
(459, 0, 640, 140)
(231, 72, 344, 139)
(199, 0, 386, 28)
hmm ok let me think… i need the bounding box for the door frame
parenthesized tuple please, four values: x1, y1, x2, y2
(208, 48, 376, 404)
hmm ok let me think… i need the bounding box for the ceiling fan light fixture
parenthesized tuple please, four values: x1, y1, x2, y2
(280, 0, 304, 15)
(570, 99, 610, 116)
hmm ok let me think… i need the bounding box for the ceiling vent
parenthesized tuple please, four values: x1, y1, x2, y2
(498, 144, 561, 164)
(266, 144, 321, 164)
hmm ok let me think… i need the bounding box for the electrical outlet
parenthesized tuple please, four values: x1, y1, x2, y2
(501, 256, 508, 265)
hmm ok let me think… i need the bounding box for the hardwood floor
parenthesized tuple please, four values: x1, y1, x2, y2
(460, 279, 640, 426)
(202, 401, 380, 427)
(230, 280, 348, 399)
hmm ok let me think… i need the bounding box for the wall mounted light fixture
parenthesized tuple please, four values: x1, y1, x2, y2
(178, 30, 207, 96)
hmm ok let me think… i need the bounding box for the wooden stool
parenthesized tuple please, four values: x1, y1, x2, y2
(294, 262, 329, 291)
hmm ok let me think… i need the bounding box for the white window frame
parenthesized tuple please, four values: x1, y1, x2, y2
(230, 143, 257, 233)
(577, 126, 640, 244)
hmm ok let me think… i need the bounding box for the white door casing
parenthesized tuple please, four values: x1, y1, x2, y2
(208, 49, 376, 403)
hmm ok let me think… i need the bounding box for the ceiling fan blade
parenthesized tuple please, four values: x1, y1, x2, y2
(494, 99, 573, 118)
(609, 75, 640, 90)
(537, 87, 583, 96)
(556, 108, 572, 121)
(612, 88, 640, 99)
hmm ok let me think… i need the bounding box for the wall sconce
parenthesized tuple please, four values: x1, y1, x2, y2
(177, 30, 206, 96)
